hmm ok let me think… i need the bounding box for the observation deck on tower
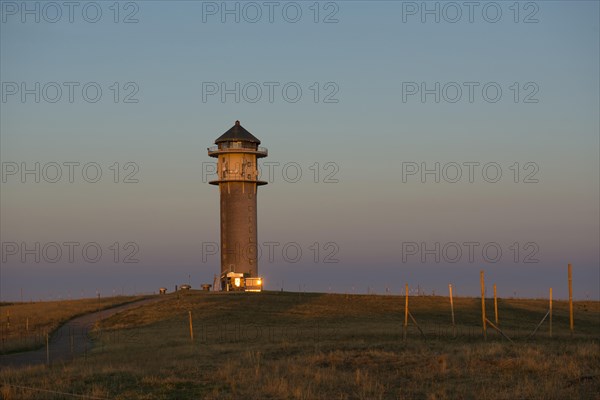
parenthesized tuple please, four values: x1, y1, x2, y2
(207, 120, 268, 185)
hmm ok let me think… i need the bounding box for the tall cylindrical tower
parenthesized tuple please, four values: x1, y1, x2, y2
(208, 121, 267, 290)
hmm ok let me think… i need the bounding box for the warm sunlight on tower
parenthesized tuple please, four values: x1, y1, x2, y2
(208, 121, 268, 291)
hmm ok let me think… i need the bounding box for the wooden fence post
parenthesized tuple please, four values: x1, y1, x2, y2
(448, 284, 456, 337)
(549, 287, 553, 338)
(568, 264, 573, 335)
(493, 284, 498, 325)
(480, 271, 487, 340)
(403, 284, 409, 340)
(188, 311, 194, 342)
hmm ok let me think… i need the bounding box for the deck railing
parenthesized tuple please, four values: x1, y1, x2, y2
(207, 145, 268, 155)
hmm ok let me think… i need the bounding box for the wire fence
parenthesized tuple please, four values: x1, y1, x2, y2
(0, 383, 110, 400)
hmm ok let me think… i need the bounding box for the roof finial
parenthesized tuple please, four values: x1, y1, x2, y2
(235, 120, 240, 126)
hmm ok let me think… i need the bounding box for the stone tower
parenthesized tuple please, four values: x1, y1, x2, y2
(208, 121, 267, 290)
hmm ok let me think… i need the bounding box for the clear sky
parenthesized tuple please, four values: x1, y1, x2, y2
(1, 1, 598, 301)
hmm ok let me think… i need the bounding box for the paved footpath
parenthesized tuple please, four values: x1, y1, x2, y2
(0, 297, 164, 369)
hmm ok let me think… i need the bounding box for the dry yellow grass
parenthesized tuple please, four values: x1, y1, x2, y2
(0, 291, 598, 399)
(0, 296, 145, 354)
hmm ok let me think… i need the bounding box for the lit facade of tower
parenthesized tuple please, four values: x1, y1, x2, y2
(208, 121, 267, 291)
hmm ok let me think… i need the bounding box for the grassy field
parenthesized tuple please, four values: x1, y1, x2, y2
(1, 291, 599, 399)
(0, 296, 146, 354)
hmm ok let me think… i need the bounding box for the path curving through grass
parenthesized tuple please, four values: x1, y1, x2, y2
(0, 297, 165, 369)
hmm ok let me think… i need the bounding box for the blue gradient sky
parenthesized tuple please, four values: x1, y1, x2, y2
(1, 1, 598, 301)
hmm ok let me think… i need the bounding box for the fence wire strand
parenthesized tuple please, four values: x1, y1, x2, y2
(1, 383, 111, 400)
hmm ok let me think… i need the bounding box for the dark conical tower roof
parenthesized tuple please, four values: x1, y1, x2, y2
(215, 120, 261, 144)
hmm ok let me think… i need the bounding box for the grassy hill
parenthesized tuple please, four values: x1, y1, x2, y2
(1, 291, 599, 399)
(0, 296, 146, 354)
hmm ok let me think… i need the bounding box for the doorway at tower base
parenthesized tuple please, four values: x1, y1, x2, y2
(221, 271, 263, 292)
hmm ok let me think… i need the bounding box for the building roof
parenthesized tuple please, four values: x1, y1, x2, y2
(215, 120, 261, 144)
